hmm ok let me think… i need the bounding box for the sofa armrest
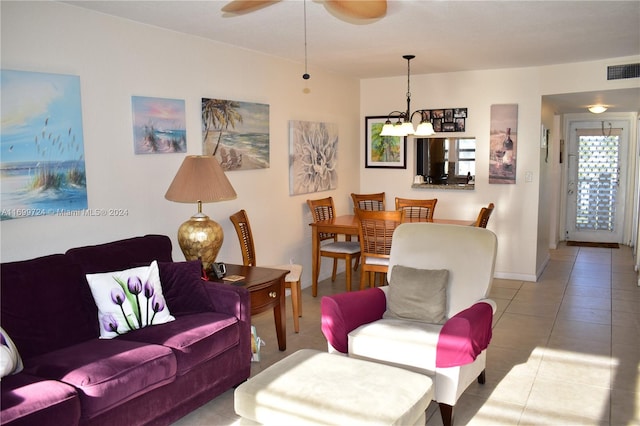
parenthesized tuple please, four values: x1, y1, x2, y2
(436, 301, 493, 368)
(321, 288, 386, 354)
(203, 281, 251, 362)
(203, 281, 250, 321)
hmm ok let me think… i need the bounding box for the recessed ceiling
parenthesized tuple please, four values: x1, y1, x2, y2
(62, 0, 640, 113)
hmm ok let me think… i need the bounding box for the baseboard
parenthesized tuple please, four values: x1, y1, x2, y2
(493, 271, 537, 282)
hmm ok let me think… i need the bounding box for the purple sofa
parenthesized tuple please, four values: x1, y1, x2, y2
(1, 235, 251, 426)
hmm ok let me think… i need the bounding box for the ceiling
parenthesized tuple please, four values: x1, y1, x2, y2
(63, 0, 640, 113)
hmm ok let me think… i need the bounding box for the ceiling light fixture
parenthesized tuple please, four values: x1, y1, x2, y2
(588, 105, 608, 114)
(380, 55, 435, 137)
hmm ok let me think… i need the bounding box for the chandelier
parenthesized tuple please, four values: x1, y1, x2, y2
(380, 55, 435, 137)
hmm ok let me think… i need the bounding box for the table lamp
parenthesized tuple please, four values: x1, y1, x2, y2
(165, 155, 237, 272)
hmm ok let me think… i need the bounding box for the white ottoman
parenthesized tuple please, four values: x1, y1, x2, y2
(234, 349, 433, 425)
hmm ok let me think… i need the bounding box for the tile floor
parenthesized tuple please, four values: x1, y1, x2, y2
(173, 243, 639, 425)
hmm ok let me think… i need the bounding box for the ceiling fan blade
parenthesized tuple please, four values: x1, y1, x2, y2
(221, 0, 281, 15)
(323, 0, 387, 20)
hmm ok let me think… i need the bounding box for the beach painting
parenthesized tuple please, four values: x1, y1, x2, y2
(289, 120, 338, 195)
(202, 98, 269, 171)
(1, 70, 88, 220)
(131, 96, 186, 154)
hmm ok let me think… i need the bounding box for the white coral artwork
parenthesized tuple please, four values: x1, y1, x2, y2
(289, 120, 338, 195)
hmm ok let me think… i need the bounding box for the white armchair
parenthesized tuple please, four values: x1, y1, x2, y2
(321, 223, 498, 426)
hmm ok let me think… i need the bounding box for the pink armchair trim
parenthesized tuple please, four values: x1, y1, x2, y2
(436, 302, 493, 368)
(320, 288, 386, 353)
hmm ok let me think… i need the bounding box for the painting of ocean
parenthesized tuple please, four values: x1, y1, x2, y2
(1, 70, 88, 220)
(202, 98, 269, 171)
(131, 96, 186, 154)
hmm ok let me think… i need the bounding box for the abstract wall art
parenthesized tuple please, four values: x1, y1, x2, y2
(289, 120, 338, 195)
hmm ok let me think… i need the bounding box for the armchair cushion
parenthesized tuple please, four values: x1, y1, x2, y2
(321, 288, 386, 353)
(383, 266, 448, 324)
(349, 319, 442, 373)
(436, 302, 493, 368)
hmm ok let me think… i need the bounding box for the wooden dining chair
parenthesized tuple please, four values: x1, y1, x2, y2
(474, 203, 495, 228)
(395, 197, 438, 221)
(306, 197, 361, 296)
(351, 192, 386, 213)
(230, 209, 303, 332)
(356, 209, 405, 290)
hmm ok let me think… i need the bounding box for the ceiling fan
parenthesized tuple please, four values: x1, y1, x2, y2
(221, 0, 387, 21)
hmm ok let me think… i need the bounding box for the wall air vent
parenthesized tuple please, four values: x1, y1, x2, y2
(607, 63, 640, 80)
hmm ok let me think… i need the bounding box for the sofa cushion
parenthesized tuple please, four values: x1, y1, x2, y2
(1, 327, 24, 378)
(0, 373, 81, 426)
(119, 312, 239, 376)
(0, 254, 98, 360)
(66, 234, 173, 274)
(85, 261, 175, 338)
(158, 260, 215, 315)
(383, 266, 449, 325)
(22, 339, 176, 420)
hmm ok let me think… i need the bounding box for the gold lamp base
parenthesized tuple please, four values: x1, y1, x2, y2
(176, 211, 223, 273)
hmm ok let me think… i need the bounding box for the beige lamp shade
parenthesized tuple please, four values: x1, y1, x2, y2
(165, 155, 237, 272)
(165, 155, 237, 203)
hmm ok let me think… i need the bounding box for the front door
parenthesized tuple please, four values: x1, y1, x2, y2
(566, 120, 628, 243)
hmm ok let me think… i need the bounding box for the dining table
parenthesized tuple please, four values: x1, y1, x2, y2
(308, 214, 476, 295)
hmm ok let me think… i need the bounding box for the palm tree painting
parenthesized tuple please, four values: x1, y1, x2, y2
(201, 98, 269, 171)
(289, 120, 338, 195)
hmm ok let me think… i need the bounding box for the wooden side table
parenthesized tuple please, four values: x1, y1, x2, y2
(209, 264, 287, 351)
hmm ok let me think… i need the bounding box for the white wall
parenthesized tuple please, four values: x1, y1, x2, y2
(2, 2, 638, 284)
(362, 57, 640, 281)
(362, 67, 544, 280)
(0, 1, 361, 288)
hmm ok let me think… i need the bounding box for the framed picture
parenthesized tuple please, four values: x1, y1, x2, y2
(442, 122, 456, 132)
(289, 120, 338, 195)
(202, 98, 270, 171)
(419, 108, 467, 133)
(489, 104, 518, 184)
(454, 108, 467, 118)
(1, 70, 88, 219)
(132, 96, 186, 154)
(365, 116, 406, 169)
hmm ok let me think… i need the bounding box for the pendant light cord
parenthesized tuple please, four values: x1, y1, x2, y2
(303, 0, 310, 79)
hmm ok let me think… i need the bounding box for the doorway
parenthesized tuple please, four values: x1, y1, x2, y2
(566, 120, 628, 243)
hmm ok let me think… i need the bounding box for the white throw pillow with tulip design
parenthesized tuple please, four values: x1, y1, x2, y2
(86, 260, 175, 339)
